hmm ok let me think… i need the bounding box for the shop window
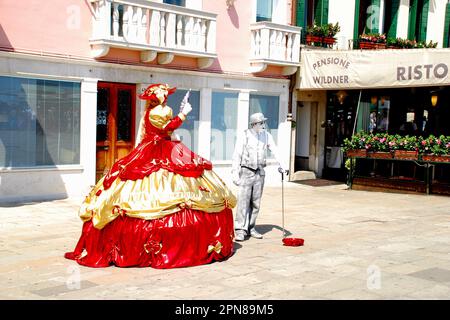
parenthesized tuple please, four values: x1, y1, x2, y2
(408, 0, 429, 41)
(166, 89, 200, 153)
(210, 92, 238, 161)
(163, 0, 186, 6)
(355, 95, 390, 134)
(0, 76, 81, 167)
(249, 94, 280, 142)
(249, 94, 280, 159)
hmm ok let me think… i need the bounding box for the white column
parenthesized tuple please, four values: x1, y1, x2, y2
(260, 28, 270, 59)
(149, 10, 161, 46)
(198, 88, 212, 160)
(166, 12, 177, 48)
(237, 90, 250, 132)
(80, 78, 99, 188)
(206, 20, 216, 53)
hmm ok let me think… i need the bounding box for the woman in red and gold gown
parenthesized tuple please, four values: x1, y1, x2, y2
(65, 84, 236, 268)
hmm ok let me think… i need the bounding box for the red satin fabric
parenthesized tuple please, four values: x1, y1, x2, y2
(103, 110, 212, 190)
(66, 108, 232, 268)
(65, 208, 234, 268)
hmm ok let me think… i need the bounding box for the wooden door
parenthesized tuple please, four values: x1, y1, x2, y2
(96, 82, 136, 181)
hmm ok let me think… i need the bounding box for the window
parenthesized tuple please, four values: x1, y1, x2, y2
(249, 94, 280, 159)
(166, 89, 200, 153)
(297, 0, 329, 29)
(0, 76, 81, 167)
(249, 94, 280, 143)
(163, 0, 186, 6)
(210, 92, 238, 161)
(256, 0, 273, 22)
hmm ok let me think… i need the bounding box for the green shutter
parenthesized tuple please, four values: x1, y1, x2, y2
(408, 0, 418, 40)
(353, 0, 361, 43)
(322, 0, 329, 24)
(387, 0, 400, 39)
(418, 0, 429, 42)
(314, 0, 329, 25)
(296, 0, 306, 29)
(444, 2, 450, 48)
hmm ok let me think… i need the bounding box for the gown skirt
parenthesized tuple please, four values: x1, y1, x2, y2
(65, 110, 237, 268)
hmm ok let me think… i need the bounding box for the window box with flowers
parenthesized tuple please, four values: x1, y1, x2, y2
(358, 33, 386, 49)
(341, 131, 368, 158)
(386, 38, 438, 49)
(390, 135, 419, 160)
(306, 22, 340, 48)
(419, 135, 450, 163)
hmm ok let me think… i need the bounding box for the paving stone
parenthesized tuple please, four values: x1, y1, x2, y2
(1, 184, 450, 299)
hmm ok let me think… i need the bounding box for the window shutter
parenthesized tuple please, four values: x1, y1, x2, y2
(443, 2, 450, 48)
(296, 0, 306, 29)
(387, 0, 400, 39)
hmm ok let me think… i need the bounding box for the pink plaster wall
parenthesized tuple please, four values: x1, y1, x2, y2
(0, 0, 92, 57)
(0, 0, 292, 77)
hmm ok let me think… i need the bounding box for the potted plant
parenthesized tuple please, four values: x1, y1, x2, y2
(420, 135, 450, 162)
(359, 33, 386, 49)
(342, 131, 368, 157)
(366, 133, 393, 159)
(391, 135, 419, 160)
(306, 22, 340, 48)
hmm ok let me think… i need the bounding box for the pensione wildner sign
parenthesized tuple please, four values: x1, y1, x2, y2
(298, 48, 450, 90)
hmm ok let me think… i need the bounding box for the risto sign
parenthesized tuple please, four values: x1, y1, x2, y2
(298, 49, 450, 90)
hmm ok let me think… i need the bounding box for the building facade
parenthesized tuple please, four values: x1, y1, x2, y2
(0, 0, 300, 202)
(293, 0, 450, 194)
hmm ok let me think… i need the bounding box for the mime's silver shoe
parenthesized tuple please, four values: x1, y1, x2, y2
(250, 229, 263, 239)
(235, 232, 245, 241)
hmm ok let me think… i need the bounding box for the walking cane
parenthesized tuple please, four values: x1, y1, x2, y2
(280, 169, 304, 247)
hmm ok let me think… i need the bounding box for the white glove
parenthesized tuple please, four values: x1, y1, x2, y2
(180, 102, 192, 116)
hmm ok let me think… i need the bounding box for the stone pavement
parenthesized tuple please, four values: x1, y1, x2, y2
(1, 181, 450, 300)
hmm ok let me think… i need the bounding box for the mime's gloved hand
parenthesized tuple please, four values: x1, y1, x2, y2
(180, 102, 192, 116)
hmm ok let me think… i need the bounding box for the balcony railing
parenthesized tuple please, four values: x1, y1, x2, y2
(89, 0, 217, 68)
(250, 22, 301, 75)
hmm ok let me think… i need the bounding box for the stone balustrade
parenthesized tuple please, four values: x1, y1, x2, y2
(250, 22, 301, 75)
(89, 0, 217, 68)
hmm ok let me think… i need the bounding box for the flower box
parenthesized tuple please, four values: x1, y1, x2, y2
(322, 37, 336, 45)
(359, 42, 386, 50)
(346, 149, 367, 158)
(368, 151, 393, 159)
(394, 150, 418, 160)
(422, 155, 450, 163)
(306, 35, 322, 45)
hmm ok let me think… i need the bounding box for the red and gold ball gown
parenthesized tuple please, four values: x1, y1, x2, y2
(65, 103, 237, 268)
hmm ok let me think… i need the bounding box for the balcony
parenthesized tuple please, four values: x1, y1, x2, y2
(89, 0, 217, 68)
(250, 22, 301, 75)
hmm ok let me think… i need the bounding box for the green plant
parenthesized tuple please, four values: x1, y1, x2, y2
(359, 33, 386, 43)
(419, 135, 450, 155)
(306, 22, 340, 38)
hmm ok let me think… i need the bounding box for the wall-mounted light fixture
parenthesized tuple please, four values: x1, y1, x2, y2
(336, 90, 347, 105)
(371, 96, 378, 105)
(431, 94, 438, 107)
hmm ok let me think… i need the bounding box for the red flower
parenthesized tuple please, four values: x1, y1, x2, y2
(96, 189, 102, 196)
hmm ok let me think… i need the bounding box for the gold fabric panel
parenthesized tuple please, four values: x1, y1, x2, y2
(79, 169, 237, 230)
(149, 105, 173, 130)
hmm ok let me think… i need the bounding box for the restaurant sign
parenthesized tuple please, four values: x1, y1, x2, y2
(298, 48, 450, 90)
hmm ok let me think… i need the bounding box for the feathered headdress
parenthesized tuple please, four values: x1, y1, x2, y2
(139, 83, 176, 104)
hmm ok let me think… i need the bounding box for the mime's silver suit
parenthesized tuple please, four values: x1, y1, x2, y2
(231, 113, 283, 240)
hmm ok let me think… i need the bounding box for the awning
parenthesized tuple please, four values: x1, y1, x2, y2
(297, 48, 450, 90)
